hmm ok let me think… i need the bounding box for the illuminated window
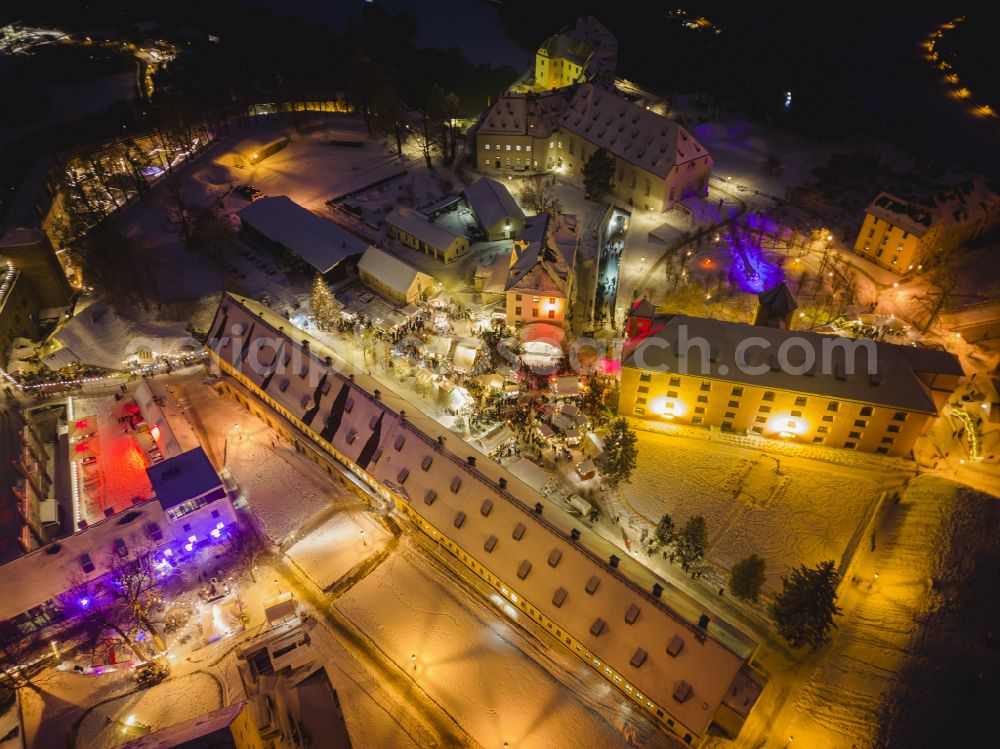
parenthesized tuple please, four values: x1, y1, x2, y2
(533, 296, 539, 302)
(505, 145, 511, 151)
(484, 144, 490, 150)
(515, 145, 521, 151)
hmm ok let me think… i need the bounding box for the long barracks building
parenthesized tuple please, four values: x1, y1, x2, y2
(207, 294, 764, 745)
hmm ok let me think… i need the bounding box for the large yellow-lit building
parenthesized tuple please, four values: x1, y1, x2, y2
(475, 82, 712, 212)
(504, 212, 578, 327)
(534, 16, 617, 92)
(207, 294, 765, 746)
(619, 310, 962, 458)
(852, 175, 1000, 274)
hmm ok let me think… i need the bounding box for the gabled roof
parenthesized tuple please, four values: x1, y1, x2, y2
(865, 175, 1000, 237)
(357, 246, 432, 297)
(629, 297, 656, 319)
(477, 89, 572, 138)
(505, 213, 578, 295)
(622, 315, 962, 414)
(560, 82, 710, 179)
(757, 283, 797, 317)
(237, 196, 367, 274)
(464, 177, 525, 230)
(208, 294, 762, 739)
(385, 207, 465, 250)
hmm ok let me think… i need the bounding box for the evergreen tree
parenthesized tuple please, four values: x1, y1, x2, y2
(310, 275, 338, 330)
(771, 560, 842, 650)
(595, 417, 638, 487)
(655, 513, 674, 546)
(582, 148, 615, 203)
(729, 554, 766, 602)
(675, 515, 708, 572)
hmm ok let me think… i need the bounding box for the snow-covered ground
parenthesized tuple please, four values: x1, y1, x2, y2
(75, 671, 222, 749)
(621, 431, 905, 592)
(287, 510, 391, 590)
(335, 545, 668, 748)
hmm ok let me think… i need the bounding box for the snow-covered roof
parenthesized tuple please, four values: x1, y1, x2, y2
(623, 315, 963, 414)
(134, 377, 200, 459)
(477, 81, 709, 180)
(117, 702, 248, 748)
(865, 175, 1000, 237)
(538, 16, 618, 78)
(357, 246, 433, 297)
(385, 206, 465, 250)
(464, 177, 525, 231)
(237, 196, 368, 274)
(506, 213, 578, 295)
(208, 294, 761, 739)
(561, 82, 710, 179)
(0, 500, 168, 621)
(477, 89, 570, 138)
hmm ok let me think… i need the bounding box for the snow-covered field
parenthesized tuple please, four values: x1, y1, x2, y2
(622, 431, 904, 591)
(335, 546, 669, 749)
(76, 671, 222, 749)
(287, 510, 391, 590)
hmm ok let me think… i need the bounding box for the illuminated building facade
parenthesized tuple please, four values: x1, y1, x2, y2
(504, 212, 578, 326)
(475, 82, 712, 212)
(620, 313, 962, 457)
(853, 175, 1000, 274)
(534, 16, 617, 92)
(206, 294, 765, 745)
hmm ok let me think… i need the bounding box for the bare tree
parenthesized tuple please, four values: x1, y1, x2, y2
(163, 174, 194, 243)
(519, 177, 562, 215)
(0, 622, 43, 693)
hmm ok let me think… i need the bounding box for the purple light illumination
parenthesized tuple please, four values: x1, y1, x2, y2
(78, 596, 91, 608)
(726, 225, 783, 293)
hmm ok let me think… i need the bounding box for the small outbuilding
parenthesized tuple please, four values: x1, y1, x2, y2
(357, 246, 436, 306)
(464, 176, 526, 241)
